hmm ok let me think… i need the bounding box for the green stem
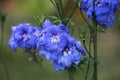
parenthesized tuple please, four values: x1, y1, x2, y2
(83, 39, 94, 60)
(65, 4, 77, 25)
(55, 0, 64, 21)
(0, 21, 4, 49)
(58, 0, 64, 18)
(29, 51, 44, 70)
(56, 3, 62, 19)
(92, 16, 98, 80)
(79, 9, 91, 27)
(84, 35, 92, 80)
(93, 22, 98, 80)
(92, 0, 98, 79)
(68, 69, 73, 80)
(0, 15, 10, 80)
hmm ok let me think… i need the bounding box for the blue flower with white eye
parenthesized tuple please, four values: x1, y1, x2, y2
(81, 0, 119, 27)
(8, 23, 39, 50)
(60, 46, 81, 66)
(37, 20, 53, 49)
(38, 26, 69, 61)
(42, 25, 68, 52)
(38, 20, 70, 62)
(51, 36, 86, 71)
(52, 43, 81, 71)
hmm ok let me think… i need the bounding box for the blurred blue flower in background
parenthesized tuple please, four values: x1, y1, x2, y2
(81, 0, 120, 27)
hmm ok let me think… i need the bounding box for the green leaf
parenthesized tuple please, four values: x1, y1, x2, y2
(49, 16, 62, 24)
(50, 0, 56, 6)
(49, 16, 59, 20)
(34, 14, 46, 26)
(66, 19, 76, 27)
(79, 29, 86, 40)
(77, 1, 82, 8)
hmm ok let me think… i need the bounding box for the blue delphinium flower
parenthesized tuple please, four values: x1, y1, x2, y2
(38, 20, 67, 49)
(38, 20, 70, 61)
(8, 23, 40, 50)
(37, 20, 72, 65)
(81, 0, 119, 27)
(8, 19, 86, 71)
(44, 25, 68, 52)
(53, 46, 81, 71)
(37, 20, 86, 71)
(52, 36, 86, 71)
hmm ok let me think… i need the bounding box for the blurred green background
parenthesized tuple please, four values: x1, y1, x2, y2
(0, 0, 120, 80)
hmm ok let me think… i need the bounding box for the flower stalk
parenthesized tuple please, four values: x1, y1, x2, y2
(0, 13, 10, 80)
(93, 21, 98, 80)
(92, 0, 98, 79)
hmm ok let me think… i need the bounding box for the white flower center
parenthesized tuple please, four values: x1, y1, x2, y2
(22, 34, 30, 42)
(63, 49, 72, 56)
(34, 30, 42, 37)
(95, 0, 105, 7)
(50, 36, 60, 43)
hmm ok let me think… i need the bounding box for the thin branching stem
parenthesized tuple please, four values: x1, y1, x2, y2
(55, 0, 65, 21)
(0, 15, 10, 80)
(0, 19, 4, 50)
(56, 3, 63, 19)
(84, 35, 93, 80)
(83, 40, 94, 60)
(65, 4, 77, 25)
(29, 51, 44, 69)
(58, 0, 64, 18)
(79, 9, 91, 27)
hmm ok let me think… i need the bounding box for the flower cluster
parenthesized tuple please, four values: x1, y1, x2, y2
(8, 20, 86, 71)
(80, 0, 120, 28)
(8, 23, 42, 50)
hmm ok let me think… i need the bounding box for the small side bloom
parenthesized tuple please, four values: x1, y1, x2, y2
(8, 35, 18, 51)
(8, 23, 40, 50)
